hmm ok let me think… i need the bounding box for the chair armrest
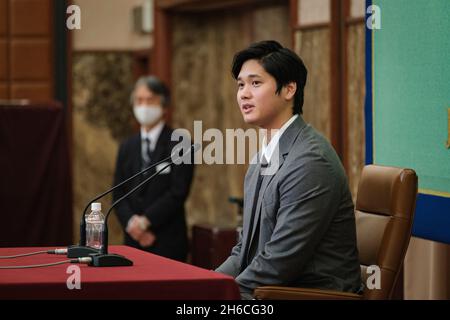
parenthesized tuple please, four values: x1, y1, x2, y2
(254, 286, 363, 300)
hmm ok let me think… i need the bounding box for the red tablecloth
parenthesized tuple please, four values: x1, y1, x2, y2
(0, 245, 240, 300)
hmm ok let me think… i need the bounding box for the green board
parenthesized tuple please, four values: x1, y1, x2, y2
(373, 0, 450, 195)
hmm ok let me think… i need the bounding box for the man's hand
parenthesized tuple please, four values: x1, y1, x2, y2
(126, 215, 153, 243)
(139, 231, 156, 248)
(138, 216, 151, 230)
(126, 215, 145, 241)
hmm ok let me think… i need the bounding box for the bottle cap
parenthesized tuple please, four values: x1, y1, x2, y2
(91, 202, 101, 211)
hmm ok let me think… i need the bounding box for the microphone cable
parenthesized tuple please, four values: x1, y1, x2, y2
(0, 257, 92, 269)
(0, 248, 68, 259)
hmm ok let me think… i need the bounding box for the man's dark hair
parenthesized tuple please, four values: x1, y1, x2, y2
(232, 40, 308, 115)
(131, 75, 170, 107)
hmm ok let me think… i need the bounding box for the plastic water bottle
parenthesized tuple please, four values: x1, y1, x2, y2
(86, 202, 105, 250)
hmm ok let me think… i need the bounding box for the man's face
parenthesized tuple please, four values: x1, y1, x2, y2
(133, 85, 163, 106)
(132, 85, 165, 128)
(236, 59, 293, 129)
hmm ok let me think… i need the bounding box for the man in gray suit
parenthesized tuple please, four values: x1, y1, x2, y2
(216, 40, 362, 299)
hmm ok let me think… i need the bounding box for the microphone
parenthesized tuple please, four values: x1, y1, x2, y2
(87, 143, 199, 267)
(67, 143, 199, 259)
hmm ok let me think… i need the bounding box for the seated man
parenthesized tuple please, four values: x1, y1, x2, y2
(216, 40, 362, 299)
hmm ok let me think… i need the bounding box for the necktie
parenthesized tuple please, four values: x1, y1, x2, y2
(143, 138, 152, 169)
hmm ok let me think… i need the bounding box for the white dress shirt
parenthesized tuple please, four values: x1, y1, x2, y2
(140, 121, 165, 162)
(260, 114, 298, 164)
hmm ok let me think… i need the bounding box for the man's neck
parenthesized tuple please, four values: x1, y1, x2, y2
(264, 112, 294, 143)
(142, 120, 163, 133)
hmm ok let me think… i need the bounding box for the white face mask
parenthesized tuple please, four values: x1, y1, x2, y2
(133, 105, 163, 126)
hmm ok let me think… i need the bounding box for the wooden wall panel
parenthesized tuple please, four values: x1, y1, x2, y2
(0, 0, 7, 36)
(10, 39, 51, 80)
(0, 40, 7, 80)
(295, 29, 332, 140)
(11, 82, 52, 99)
(346, 23, 365, 198)
(0, 84, 7, 98)
(0, 0, 8, 96)
(2, 0, 53, 100)
(10, 0, 51, 36)
(252, 5, 291, 46)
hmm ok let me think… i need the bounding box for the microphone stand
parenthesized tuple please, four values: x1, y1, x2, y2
(87, 162, 173, 267)
(67, 153, 182, 258)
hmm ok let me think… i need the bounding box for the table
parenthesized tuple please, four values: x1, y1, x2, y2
(0, 245, 240, 300)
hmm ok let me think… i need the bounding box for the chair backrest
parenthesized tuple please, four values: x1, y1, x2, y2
(355, 165, 418, 299)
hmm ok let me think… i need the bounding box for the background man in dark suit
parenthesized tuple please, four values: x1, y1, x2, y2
(113, 76, 194, 262)
(216, 41, 361, 299)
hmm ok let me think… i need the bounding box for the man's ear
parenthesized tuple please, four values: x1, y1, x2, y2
(283, 82, 297, 101)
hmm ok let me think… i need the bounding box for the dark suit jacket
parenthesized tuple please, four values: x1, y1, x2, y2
(216, 116, 361, 295)
(113, 125, 194, 261)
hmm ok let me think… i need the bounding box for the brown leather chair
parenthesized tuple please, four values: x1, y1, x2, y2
(254, 164, 418, 300)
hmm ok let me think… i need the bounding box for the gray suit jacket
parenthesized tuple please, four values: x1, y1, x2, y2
(216, 116, 361, 295)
